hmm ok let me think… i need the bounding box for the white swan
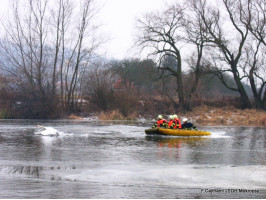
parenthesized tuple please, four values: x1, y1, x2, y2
(36, 125, 59, 136)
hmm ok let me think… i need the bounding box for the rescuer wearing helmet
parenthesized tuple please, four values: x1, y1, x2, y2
(153, 115, 167, 128)
(167, 115, 176, 129)
(181, 118, 198, 130)
(173, 114, 182, 129)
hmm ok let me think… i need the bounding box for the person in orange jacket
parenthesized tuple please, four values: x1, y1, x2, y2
(167, 115, 176, 129)
(173, 114, 182, 129)
(153, 115, 167, 128)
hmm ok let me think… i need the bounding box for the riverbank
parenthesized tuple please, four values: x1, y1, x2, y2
(179, 106, 266, 126)
(69, 105, 266, 127)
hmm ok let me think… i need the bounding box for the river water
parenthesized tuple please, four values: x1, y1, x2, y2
(0, 119, 265, 199)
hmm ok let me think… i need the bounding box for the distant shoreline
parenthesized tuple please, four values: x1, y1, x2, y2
(67, 105, 266, 127)
(1, 106, 265, 127)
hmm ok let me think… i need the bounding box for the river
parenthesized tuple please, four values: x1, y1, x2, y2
(0, 119, 265, 198)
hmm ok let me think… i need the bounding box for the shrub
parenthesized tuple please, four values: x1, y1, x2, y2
(113, 92, 138, 117)
(0, 109, 10, 119)
(99, 110, 125, 120)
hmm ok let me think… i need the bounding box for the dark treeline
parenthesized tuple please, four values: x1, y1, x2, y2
(0, 0, 265, 119)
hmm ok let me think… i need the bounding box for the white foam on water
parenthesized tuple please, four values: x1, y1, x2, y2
(207, 130, 231, 138)
(34, 126, 74, 137)
(35, 126, 60, 136)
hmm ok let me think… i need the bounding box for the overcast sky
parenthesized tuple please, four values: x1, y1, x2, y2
(0, 0, 173, 60)
(98, 0, 172, 59)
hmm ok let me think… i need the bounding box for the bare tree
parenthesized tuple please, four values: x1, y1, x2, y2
(0, 0, 49, 95)
(0, 0, 102, 117)
(239, 0, 266, 109)
(243, 41, 266, 109)
(191, 0, 266, 109)
(63, 0, 101, 112)
(240, 0, 266, 46)
(82, 61, 115, 111)
(49, 0, 71, 96)
(0, 0, 57, 118)
(136, 3, 188, 110)
(136, 2, 208, 110)
(182, 0, 210, 110)
(193, 0, 253, 108)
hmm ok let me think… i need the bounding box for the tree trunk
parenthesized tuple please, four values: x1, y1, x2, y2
(176, 53, 184, 110)
(232, 68, 251, 108)
(249, 70, 261, 108)
(262, 89, 266, 110)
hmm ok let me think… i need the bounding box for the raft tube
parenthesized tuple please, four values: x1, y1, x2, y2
(145, 127, 211, 136)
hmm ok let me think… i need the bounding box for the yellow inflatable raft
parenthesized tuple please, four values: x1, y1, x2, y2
(145, 127, 211, 136)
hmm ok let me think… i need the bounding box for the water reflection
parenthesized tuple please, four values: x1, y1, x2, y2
(9, 165, 43, 178)
(145, 136, 211, 162)
(7, 164, 78, 182)
(146, 136, 210, 148)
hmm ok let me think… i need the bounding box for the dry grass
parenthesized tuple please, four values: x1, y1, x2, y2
(99, 110, 125, 120)
(180, 105, 266, 126)
(71, 104, 266, 127)
(68, 114, 83, 120)
(99, 110, 139, 120)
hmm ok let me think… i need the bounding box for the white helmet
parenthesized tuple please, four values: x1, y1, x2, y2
(169, 115, 173, 120)
(183, 118, 188, 122)
(157, 115, 163, 119)
(173, 114, 178, 119)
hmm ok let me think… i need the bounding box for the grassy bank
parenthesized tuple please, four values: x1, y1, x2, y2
(179, 106, 266, 127)
(94, 106, 266, 127)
